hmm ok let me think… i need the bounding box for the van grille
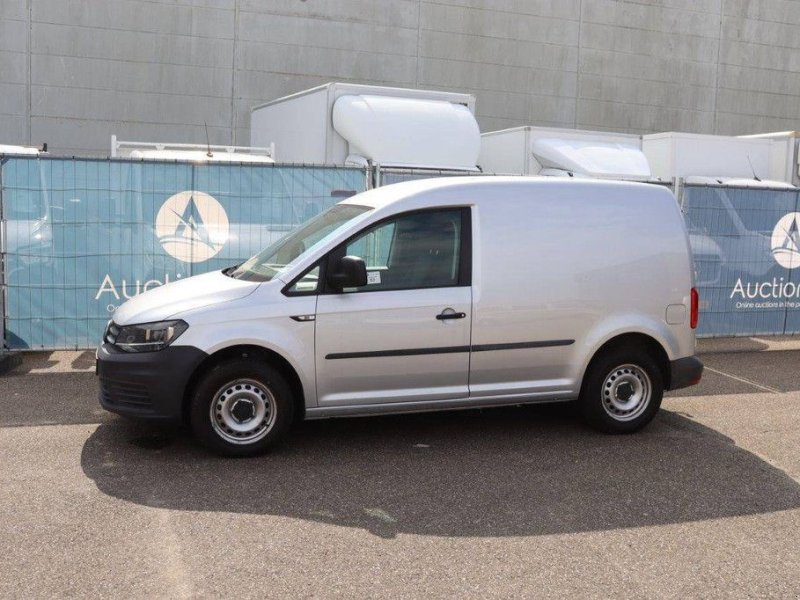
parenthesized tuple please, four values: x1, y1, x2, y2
(100, 377, 152, 409)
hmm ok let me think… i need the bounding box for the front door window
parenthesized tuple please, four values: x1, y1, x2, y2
(339, 209, 464, 292)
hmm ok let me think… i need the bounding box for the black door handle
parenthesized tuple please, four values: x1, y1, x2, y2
(436, 311, 466, 320)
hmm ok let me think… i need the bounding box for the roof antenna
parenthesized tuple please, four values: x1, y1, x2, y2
(204, 121, 213, 158)
(746, 155, 761, 182)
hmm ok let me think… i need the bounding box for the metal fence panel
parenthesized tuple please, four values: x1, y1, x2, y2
(0, 157, 366, 349)
(5, 160, 800, 347)
(682, 185, 800, 337)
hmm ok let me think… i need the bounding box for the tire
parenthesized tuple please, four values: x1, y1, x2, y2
(189, 359, 295, 456)
(579, 346, 664, 434)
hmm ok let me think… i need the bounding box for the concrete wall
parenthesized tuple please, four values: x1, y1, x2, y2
(1, 0, 799, 156)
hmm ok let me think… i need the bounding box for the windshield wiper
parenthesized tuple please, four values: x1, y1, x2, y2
(222, 264, 241, 277)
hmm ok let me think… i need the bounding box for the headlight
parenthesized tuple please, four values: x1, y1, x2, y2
(105, 320, 188, 352)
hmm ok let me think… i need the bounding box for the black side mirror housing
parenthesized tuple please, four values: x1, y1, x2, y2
(327, 255, 368, 290)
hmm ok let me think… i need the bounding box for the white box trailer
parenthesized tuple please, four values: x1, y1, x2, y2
(250, 83, 480, 171)
(478, 126, 651, 180)
(0, 144, 45, 156)
(642, 132, 784, 183)
(738, 131, 800, 187)
(110, 136, 275, 163)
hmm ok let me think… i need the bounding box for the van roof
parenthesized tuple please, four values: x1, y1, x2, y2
(342, 175, 667, 211)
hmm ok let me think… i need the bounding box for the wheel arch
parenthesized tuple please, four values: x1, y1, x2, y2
(580, 332, 671, 393)
(181, 344, 307, 423)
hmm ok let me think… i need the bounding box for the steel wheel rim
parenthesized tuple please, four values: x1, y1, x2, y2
(210, 378, 277, 445)
(601, 364, 651, 422)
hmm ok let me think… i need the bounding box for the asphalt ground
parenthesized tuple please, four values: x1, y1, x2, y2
(1, 346, 800, 598)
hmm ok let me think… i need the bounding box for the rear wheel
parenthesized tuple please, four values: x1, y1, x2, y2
(580, 347, 664, 433)
(190, 359, 294, 456)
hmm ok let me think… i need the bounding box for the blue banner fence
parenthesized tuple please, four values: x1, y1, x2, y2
(680, 184, 800, 337)
(1, 156, 799, 349)
(0, 157, 367, 349)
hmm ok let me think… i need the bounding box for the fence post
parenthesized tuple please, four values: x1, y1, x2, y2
(0, 157, 20, 374)
(674, 177, 685, 208)
(364, 164, 373, 190)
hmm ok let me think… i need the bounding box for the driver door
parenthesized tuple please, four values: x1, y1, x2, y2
(315, 207, 472, 407)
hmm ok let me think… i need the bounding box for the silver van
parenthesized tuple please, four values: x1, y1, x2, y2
(97, 177, 703, 456)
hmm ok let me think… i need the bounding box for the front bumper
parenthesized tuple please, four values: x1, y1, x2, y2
(97, 343, 208, 421)
(667, 355, 704, 390)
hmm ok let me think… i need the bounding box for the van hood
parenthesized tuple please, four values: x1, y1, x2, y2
(112, 270, 260, 325)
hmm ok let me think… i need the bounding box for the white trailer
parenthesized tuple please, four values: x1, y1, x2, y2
(478, 126, 651, 180)
(110, 136, 275, 163)
(642, 132, 784, 183)
(0, 144, 45, 156)
(250, 83, 480, 171)
(738, 131, 800, 187)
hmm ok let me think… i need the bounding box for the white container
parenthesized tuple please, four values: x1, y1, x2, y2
(642, 132, 781, 181)
(739, 131, 800, 186)
(0, 144, 44, 155)
(250, 83, 479, 170)
(110, 136, 275, 163)
(479, 126, 650, 180)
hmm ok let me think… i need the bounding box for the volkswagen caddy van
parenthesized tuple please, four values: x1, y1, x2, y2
(97, 177, 703, 456)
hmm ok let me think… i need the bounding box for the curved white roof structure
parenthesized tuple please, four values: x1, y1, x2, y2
(532, 138, 651, 179)
(332, 94, 480, 170)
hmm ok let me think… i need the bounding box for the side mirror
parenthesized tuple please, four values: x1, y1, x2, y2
(327, 255, 368, 290)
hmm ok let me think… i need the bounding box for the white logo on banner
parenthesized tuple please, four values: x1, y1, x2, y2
(772, 212, 800, 269)
(155, 191, 229, 263)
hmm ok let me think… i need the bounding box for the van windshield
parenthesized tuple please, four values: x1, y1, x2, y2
(229, 204, 372, 282)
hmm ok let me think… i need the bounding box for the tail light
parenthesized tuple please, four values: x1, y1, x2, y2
(690, 287, 699, 329)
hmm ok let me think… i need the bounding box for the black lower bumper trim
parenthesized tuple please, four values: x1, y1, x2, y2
(668, 355, 704, 390)
(97, 343, 208, 421)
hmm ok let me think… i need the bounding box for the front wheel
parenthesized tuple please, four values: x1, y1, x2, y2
(579, 348, 664, 434)
(190, 359, 295, 456)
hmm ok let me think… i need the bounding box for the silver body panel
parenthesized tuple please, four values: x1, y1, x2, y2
(114, 177, 696, 418)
